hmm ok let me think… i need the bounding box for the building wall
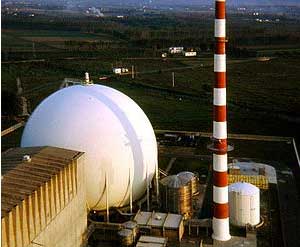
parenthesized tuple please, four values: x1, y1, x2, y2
(164, 220, 184, 242)
(1, 155, 87, 247)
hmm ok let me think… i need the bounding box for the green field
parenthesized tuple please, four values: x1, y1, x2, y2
(2, 11, 300, 150)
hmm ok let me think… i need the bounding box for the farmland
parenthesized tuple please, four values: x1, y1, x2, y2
(2, 5, 300, 148)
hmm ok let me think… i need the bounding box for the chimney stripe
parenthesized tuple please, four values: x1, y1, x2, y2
(213, 186, 229, 204)
(215, 72, 226, 88)
(212, 218, 230, 241)
(213, 88, 226, 105)
(213, 203, 229, 218)
(215, 19, 226, 37)
(213, 121, 227, 139)
(215, 2, 226, 19)
(214, 106, 227, 122)
(213, 154, 228, 172)
(214, 54, 226, 72)
(213, 171, 229, 187)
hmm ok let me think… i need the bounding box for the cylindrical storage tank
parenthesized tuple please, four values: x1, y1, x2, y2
(118, 229, 134, 246)
(21, 84, 157, 211)
(229, 182, 260, 227)
(122, 221, 138, 241)
(177, 171, 199, 195)
(160, 175, 192, 217)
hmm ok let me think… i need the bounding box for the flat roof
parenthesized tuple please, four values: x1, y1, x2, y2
(147, 212, 167, 227)
(138, 236, 167, 244)
(134, 211, 183, 229)
(134, 211, 152, 225)
(164, 213, 183, 229)
(1, 146, 84, 217)
(136, 243, 164, 247)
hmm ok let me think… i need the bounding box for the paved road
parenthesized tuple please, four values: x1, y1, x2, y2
(156, 129, 292, 142)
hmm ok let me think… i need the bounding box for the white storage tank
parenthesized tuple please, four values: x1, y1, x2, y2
(21, 84, 157, 211)
(229, 182, 260, 227)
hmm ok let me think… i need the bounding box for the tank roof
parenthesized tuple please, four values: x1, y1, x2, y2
(177, 171, 196, 185)
(160, 175, 186, 188)
(229, 182, 259, 196)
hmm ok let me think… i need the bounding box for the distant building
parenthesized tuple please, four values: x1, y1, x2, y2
(183, 51, 197, 57)
(161, 52, 167, 58)
(169, 47, 184, 54)
(113, 67, 129, 74)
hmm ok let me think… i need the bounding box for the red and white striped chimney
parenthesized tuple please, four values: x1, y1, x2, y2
(210, 0, 231, 241)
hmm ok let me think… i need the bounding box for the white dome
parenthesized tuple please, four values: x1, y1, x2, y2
(21, 84, 157, 210)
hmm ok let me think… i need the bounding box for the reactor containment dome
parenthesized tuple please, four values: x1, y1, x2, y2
(21, 84, 158, 211)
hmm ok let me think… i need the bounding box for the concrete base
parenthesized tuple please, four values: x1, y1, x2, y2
(212, 234, 231, 242)
(213, 236, 256, 247)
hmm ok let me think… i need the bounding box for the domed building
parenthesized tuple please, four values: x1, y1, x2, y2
(21, 84, 158, 210)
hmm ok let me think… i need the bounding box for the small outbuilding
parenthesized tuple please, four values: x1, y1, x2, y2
(134, 211, 184, 242)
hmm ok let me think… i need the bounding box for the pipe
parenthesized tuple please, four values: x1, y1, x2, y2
(155, 159, 160, 201)
(1, 121, 25, 137)
(105, 172, 109, 222)
(146, 167, 150, 211)
(292, 138, 300, 168)
(210, 0, 231, 241)
(129, 168, 133, 214)
(132, 65, 135, 79)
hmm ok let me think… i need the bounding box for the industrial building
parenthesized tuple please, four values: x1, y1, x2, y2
(1, 146, 87, 247)
(133, 211, 184, 242)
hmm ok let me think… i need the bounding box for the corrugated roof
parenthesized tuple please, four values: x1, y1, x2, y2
(1, 146, 84, 217)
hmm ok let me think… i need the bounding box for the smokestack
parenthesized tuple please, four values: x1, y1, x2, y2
(208, 0, 231, 241)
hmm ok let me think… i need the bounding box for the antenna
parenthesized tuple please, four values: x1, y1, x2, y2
(85, 72, 90, 83)
(172, 72, 175, 87)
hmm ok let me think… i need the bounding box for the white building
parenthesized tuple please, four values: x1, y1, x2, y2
(169, 47, 184, 54)
(183, 51, 197, 57)
(113, 67, 129, 74)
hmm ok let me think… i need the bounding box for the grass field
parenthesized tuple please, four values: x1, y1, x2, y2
(2, 13, 300, 152)
(2, 56, 300, 140)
